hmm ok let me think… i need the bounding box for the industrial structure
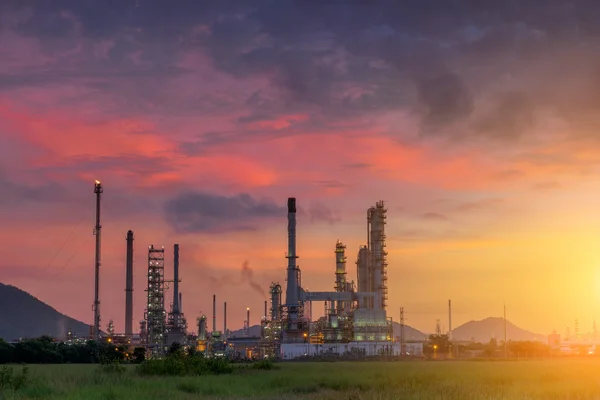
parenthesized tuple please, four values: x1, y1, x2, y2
(143, 245, 166, 356)
(259, 198, 398, 359)
(125, 230, 134, 338)
(92, 180, 102, 342)
(83, 182, 405, 359)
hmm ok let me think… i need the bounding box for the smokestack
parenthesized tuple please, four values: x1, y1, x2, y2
(173, 244, 179, 313)
(93, 180, 103, 341)
(247, 307, 250, 332)
(212, 294, 216, 333)
(224, 301, 227, 337)
(285, 197, 299, 306)
(264, 300, 267, 318)
(179, 293, 182, 314)
(125, 230, 134, 337)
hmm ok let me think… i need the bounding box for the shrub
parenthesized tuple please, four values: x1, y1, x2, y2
(0, 366, 29, 391)
(137, 354, 233, 376)
(98, 355, 126, 374)
(252, 359, 279, 370)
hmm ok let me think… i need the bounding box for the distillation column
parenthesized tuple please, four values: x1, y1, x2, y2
(369, 201, 388, 310)
(334, 240, 348, 314)
(356, 246, 369, 309)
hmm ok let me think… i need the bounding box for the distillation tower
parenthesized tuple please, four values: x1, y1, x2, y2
(261, 198, 395, 358)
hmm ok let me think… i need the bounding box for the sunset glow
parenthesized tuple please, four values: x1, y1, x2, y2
(2, 1, 600, 337)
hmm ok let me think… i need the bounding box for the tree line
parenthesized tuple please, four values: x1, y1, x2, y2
(0, 336, 146, 364)
(424, 334, 596, 359)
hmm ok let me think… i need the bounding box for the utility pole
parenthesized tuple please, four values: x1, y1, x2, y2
(93, 180, 103, 342)
(503, 304, 508, 359)
(400, 307, 405, 355)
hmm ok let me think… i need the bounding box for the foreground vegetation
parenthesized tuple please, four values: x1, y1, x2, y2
(2, 359, 600, 399)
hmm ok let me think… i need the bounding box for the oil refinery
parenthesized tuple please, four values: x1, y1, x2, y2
(82, 181, 409, 359)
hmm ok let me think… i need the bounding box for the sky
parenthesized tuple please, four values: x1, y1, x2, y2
(2, 0, 600, 337)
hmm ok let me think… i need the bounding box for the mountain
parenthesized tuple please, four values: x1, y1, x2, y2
(0, 282, 90, 341)
(451, 317, 545, 343)
(227, 321, 427, 340)
(392, 322, 428, 340)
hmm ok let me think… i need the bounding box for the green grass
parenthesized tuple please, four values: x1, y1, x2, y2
(2, 359, 600, 399)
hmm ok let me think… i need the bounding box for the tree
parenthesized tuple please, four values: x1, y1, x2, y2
(133, 347, 146, 363)
(0, 339, 13, 364)
(168, 342, 183, 357)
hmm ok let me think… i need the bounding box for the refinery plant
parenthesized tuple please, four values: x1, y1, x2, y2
(82, 181, 407, 359)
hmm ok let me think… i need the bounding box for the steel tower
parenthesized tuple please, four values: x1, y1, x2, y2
(93, 180, 103, 341)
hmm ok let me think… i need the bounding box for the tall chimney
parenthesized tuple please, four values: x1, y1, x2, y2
(264, 300, 267, 318)
(448, 299, 452, 340)
(224, 301, 227, 337)
(179, 293, 182, 314)
(285, 197, 299, 306)
(212, 294, 216, 333)
(125, 230, 134, 337)
(173, 244, 179, 313)
(246, 307, 250, 333)
(93, 180, 103, 341)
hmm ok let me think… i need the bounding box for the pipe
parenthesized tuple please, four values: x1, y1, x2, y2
(212, 294, 216, 333)
(285, 198, 299, 306)
(173, 244, 179, 313)
(224, 301, 227, 337)
(93, 180, 103, 341)
(125, 230, 134, 337)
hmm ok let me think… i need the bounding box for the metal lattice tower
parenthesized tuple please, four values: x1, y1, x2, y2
(145, 245, 166, 356)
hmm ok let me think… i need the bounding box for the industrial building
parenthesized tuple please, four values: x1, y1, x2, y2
(259, 198, 400, 359)
(86, 181, 402, 359)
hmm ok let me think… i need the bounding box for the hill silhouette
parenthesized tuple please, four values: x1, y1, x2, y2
(0, 282, 90, 341)
(451, 317, 545, 342)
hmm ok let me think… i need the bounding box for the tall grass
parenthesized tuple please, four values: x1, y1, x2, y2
(2, 359, 600, 399)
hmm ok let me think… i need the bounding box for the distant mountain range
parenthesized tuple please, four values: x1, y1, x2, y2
(0, 282, 546, 343)
(0, 283, 90, 341)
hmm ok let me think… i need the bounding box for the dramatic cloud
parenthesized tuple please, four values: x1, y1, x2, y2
(164, 192, 285, 233)
(2, 0, 600, 334)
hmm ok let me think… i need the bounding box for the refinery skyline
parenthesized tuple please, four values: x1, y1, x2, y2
(2, 1, 600, 336)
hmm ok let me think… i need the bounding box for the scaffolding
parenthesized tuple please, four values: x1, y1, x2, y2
(144, 245, 166, 357)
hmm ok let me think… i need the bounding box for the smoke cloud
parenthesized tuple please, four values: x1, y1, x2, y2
(241, 261, 266, 298)
(204, 261, 266, 298)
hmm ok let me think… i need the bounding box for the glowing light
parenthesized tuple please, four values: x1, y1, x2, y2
(94, 180, 101, 185)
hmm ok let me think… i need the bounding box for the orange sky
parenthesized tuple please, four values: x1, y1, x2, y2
(2, 1, 600, 337)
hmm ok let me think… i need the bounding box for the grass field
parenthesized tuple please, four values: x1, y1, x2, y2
(3, 359, 600, 399)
